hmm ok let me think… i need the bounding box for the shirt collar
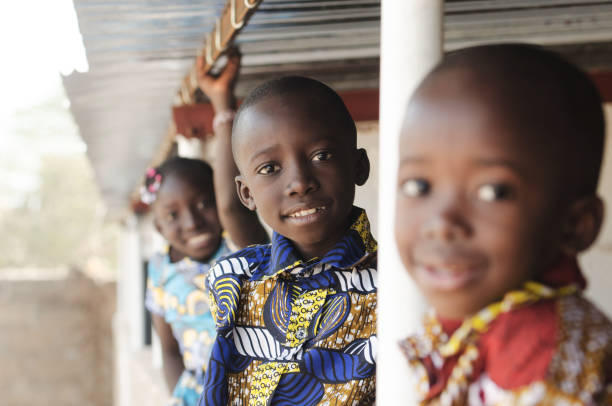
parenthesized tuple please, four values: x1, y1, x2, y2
(536, 255, 586, 290)
(266, 206, 377, 278)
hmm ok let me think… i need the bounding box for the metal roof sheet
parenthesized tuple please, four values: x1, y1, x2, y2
(63, 0, 612, 218)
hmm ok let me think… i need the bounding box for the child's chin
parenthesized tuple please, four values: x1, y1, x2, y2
(428, 294, 487, 320)
(189, 242, 220, 261)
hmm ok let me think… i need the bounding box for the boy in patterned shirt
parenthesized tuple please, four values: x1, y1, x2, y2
(396, 44, 612, 405)
(199, 76, 377, 405)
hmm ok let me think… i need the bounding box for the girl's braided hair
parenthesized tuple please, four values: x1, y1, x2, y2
(140, 157, 214, 205)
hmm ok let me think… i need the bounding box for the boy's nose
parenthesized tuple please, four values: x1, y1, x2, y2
(285, 162, 318, 197)
(422, 199, 471, 242)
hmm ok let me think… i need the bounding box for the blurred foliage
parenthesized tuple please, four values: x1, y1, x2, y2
(0, 88, 117, 270)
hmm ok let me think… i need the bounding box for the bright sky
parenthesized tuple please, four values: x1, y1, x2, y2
(0, 0, 88, 113)
(0, 0, 89, 208)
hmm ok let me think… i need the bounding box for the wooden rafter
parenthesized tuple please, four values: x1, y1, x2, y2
(174, 0, 264, 106)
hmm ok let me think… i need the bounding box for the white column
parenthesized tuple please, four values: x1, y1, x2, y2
(377, 1, 443, 404)
(114, 214, 144, 406)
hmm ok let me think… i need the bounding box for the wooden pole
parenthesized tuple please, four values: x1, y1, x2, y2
(174, 0, 264, 106)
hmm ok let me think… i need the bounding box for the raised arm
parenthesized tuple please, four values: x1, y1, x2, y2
(196, 49, 268, 248)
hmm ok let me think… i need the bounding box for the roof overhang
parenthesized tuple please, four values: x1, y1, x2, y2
(63, 0, 612, 219)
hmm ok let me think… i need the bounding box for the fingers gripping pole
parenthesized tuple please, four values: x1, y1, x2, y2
(174, 0, 263, 105)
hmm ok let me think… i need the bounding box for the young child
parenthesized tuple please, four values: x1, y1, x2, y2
(144, 53, 268, 406)
(198, 76, 377, 405)
(395, 43, 612, 405)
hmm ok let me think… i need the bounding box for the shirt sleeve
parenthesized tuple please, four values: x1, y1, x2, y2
(145, 253, 166, 317)
(206, 257, 245, 330)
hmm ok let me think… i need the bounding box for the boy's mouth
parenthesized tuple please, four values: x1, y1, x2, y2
(412, 247, 488, 292)
(287, 206, 326, 218)
(283, 204, 329, 224)
(415, 263, 484, 292)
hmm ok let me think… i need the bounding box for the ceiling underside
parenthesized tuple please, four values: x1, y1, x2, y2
(62, 0, 612, 218)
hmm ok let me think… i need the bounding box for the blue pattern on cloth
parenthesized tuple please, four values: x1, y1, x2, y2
(146, 239, 232, 406)
(199, 207, 378, 406)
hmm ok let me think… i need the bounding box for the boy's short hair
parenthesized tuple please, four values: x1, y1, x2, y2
(418, 43, 605, 197)
(232, 76, 357, 148)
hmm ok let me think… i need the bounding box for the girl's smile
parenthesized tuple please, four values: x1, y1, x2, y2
(153, 173, 222, 263)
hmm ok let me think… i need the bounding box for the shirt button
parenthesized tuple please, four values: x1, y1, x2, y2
(295, 328, 307, 340)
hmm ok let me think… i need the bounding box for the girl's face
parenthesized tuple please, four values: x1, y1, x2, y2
(395, 76, 566, 320)
(153, 173, 222, 262)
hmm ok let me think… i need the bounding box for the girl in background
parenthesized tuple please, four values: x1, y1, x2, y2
(143, 50, 267, 406)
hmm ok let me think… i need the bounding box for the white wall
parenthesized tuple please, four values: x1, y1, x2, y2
(582, 103, 612, 318)
(355, 122, 379, 235)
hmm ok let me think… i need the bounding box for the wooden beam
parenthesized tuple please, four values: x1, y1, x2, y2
(175, 0, 263, 106)
(591, 71, 612, 103)
(172, 88, 380, 139)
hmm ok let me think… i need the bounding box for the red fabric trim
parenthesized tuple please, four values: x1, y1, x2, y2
(422, 257, 584, 397)
(481, 300, 557, 389)
(537, 255, 586, 290)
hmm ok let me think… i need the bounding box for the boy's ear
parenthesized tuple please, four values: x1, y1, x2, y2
(354, 148, 370, 186)
(560, 195, 604, 255)
(235, 175, 257, 211)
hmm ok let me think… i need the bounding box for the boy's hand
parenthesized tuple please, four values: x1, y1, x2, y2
(197, 47, 241, 112)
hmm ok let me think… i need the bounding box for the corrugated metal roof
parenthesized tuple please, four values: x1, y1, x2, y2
(63, 0, 612, 218)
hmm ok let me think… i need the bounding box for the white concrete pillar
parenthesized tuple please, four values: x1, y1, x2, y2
(377, 1, 443, 404)
(114, 214, 144, 406)
(118, 214, 145, 351)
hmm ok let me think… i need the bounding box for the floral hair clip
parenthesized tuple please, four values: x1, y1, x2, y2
(140, 167, 163, 205)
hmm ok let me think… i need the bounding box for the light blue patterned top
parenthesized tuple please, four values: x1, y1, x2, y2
(145, 239, 232, 379)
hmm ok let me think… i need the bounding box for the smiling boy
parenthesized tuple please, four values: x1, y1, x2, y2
(396, 44, 612, 405)
(199, 76, 377, 405)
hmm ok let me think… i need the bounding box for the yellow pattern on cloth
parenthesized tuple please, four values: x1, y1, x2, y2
(249, 362, 300, 405)
(350, 211, 378, 254)
(401, 280, 580, 405)
(285, 288, 331, 347)
(203, 208, 378, 406)
(208, 275, 242, 328)
(248, 287, 332, 404)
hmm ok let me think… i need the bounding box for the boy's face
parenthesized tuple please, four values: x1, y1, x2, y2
(234, 95, 369, 260)
(395, 73, 567, 319)
(153, 174, 222, 262)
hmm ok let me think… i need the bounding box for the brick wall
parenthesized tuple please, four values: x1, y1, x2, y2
(0, 269, 115, 406)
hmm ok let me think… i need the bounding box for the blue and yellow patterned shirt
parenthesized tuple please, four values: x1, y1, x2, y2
(199, 207, 377, 406)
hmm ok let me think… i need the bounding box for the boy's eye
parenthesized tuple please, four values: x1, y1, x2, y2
(196, 200, 208, 211)
(165, 211, 178, 222)
(312, 151, 332, 161)
(477, 184, 513, 202)
(257, 163, 280, 175)
(400, 178, 430, 198)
